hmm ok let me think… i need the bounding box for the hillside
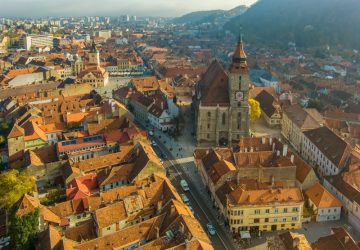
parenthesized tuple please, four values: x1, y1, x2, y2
(224, 0, 360, 49)
(173, 5, 248, 25)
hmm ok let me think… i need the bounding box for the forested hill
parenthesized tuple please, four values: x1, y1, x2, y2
(173, 5, 248, 25)
(224, 0, 360, 49)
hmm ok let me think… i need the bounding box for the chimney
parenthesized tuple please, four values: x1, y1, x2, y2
(155, 226, 160, 239)
(250, 147, 254, 152)
(290, 154, 295, 164)
(269, 137, 273, 145)
(271, 176, 275, 187)
(156, 201, 162, 214)
(237, 171, 241, 185)
(277, 150, 280, 157)
(293, 237, 300, 249)
(283, 144, 288, 157)
(344, 235, 350, 244)
(261, 137, 266, 144)
(179, 222, 185, 234)
(245, 147, 248, 153)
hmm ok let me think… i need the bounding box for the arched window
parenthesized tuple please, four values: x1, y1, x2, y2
(222, 113, 226, 125)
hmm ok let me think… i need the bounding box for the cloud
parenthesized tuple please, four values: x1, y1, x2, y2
(0, 0, 257, 17)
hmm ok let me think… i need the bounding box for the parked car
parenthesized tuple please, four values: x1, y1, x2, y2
(149, 131, 154, 136)
(180, 179, 189, 192)
(206, 223, 216, 236)
(151, 140, 157, 147)
(180, 193, 190, 205)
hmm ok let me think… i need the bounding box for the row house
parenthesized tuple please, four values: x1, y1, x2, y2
(281, 104, 322, 153)
(301, 126, 352, 177)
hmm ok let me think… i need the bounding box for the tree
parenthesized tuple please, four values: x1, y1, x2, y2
(0, 170, 36, 211)
(9, 209, 39, 250)
(248, 99, 261, 122)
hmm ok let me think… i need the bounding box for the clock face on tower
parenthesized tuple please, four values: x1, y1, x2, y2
(235, 91, 244, 102)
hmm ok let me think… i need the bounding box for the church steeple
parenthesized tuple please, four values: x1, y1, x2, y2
(232, 33, 247, 64)
(229, 33, 248, 73)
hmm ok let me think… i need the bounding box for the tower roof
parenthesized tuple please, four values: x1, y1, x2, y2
(229, 34, 248, 74)
(233, 34, 247, 62)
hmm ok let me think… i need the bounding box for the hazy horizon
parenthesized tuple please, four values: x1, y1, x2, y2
(0, 0, 257, 18)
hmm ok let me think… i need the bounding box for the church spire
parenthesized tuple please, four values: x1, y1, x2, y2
(233, 32, 247, 63)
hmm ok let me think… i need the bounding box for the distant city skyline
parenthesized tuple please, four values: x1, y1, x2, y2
(0, 0, 257, 18)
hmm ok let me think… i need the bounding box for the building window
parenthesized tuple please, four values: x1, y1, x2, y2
(265, 209, 270, 214)
(283, 208, 288, 213)
(207, 123, 210, 129)
(254, 218, 260, 223)
(274, 208, 279, 213)
(292, 217, 297, 221)
(207, 134, 210, 139)
(207, 112, 211, 118)
(282, 218, 286, 222)
(255, 209, 260, 214)
(222, 113, 226, 125)
(292, 207, 298, 212)
(265, 218, 269, 222)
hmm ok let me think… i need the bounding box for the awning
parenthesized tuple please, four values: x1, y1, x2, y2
(240, 230, 251, 239)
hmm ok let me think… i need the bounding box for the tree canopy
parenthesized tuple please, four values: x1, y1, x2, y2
(0, 170, 36, 210)
(9, 209, 39, 250)
(249, 99, 261, 122)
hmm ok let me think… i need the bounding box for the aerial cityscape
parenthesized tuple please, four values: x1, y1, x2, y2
(0, 0, 360, 249)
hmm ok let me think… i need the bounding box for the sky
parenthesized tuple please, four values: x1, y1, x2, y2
(0, 0, 257, 18)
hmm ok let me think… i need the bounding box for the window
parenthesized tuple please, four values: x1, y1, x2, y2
(255, 209, 260, 214)
(207, 134, 210, 139)
(283, 208, 288, 213)
(207, 112, 211, 118)
(265, 209, 270, 214)
(282, 218, 287, 222)
(274, 208, 279, 213)
(265, 218, 269, 222)
(207, 123, 210, 129)
(274, 218, 278, 222)
(292, 207, 298, 212)
(292, 217, 297, 221)
(222, 113, 226, 125)
(254, 218, 260, 223)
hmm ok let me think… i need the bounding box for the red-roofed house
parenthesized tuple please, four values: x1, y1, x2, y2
(66, 173, 99, 200)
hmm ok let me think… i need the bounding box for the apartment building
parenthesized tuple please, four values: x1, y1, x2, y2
(21, 34, 54, 51)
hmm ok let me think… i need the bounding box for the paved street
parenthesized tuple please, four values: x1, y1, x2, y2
(149, 105, 238, 249)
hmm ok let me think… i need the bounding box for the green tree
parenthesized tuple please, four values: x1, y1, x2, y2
(0, 170, 36, 211)
(9, 209, 39, 250)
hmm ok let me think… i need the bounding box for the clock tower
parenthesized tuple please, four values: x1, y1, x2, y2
(88, 40, 100, 67)
(228, 35, 250, 137)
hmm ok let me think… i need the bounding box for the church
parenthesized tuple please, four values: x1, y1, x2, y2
(194, 37, 250, 146)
